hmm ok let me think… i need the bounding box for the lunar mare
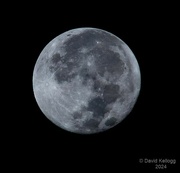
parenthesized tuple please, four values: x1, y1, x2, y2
(33, 27, 141, 134)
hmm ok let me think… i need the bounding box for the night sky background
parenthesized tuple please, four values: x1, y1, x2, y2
(4, 2, 178, 171)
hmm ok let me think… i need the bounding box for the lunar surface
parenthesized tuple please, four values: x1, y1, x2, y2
(32, 27, 141, 134)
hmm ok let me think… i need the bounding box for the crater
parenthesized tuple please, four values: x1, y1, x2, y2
(54, 68, 76, 84)
(49, 53, 62, 73)
(52, 55, 81, 84)
(80, 68, 97, 85)
(73, 111, 82, 119)
(63, 30, 97, 54)
(86, 97, 107, 118)
(84, 118, 100, 129)
(105, 117, 117, 126)
(103, 84, 120, 104)
(93, 80, 103, 92)
(96, 50, 125, 77)
(51, 53, 61, 64)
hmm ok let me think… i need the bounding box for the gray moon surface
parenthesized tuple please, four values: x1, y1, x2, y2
(32, 27, 141, 134)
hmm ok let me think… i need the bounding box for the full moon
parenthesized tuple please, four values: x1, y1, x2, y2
(32, 28, 141, 134)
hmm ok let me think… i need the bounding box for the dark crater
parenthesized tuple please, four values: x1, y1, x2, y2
(64, 30, 99, 53)
(49, 53, 62, 72)
(73, 111, 82, 119)
(84, 119, 100, 129)
(51, 53, 83, 84)
(54, 68, 76, 83)
(63, 29, 118, 55)
(103, 84, 120, 104)
(96, 50, 125, 76)
(93, 80, 103, 92)
(79, 68, 97, 85)
(86, 97, 107, 118)
(72, 110, 100, 130)
(105, 117, 117, 126)
(51, 53, 61, 64)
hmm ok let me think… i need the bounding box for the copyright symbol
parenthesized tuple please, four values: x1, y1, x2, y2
(139, 159, 143, 163)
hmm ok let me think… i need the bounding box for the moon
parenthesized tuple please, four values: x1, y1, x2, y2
(32, 27, 141, 134)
